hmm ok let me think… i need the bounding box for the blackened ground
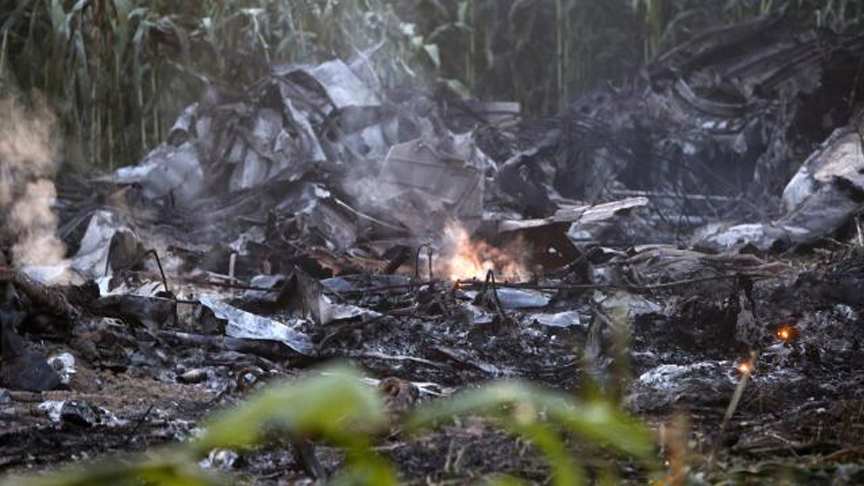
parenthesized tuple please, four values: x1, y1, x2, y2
(3, 252, 864, 484)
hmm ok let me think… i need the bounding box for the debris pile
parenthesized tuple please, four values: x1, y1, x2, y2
(515, 11, 864, 248)
(2, 12, 864, 483)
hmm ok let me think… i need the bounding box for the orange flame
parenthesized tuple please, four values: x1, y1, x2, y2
(437, 221, 531, 282)
(777, 326, 797, 342)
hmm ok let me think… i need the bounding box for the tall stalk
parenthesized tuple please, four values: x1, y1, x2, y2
(556, 0, 566, 108)
(641, 0, 662, 62)
(465, 0, 476, 93)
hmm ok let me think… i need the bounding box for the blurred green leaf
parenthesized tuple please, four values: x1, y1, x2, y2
(193, 364, 388, 454)
(513, 422, 583, 486)
(406, 381, 657, 480)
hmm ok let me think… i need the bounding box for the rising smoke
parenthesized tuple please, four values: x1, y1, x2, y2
(0, 96, 69, 281)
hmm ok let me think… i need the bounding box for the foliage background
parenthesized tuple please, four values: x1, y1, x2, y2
(1, 0, 861, 169)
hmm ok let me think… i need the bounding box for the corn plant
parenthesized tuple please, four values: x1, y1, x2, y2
(5, 0, 859, 167)
(0, 0, 442, 169)
(406, 381, 658, 485)
(1, 0, 194, 169)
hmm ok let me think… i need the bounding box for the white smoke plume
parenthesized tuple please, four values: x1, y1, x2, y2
(0, 96, 70, 282)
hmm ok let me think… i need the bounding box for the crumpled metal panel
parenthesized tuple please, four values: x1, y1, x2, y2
(114, 141, 204, 204)
(167, 104, 197, 145)
(71, 210, 131, 279)
(282, 97, 327, 164)
(301, 198, 358, 251)
(499, 197, 649, 233)
(782, 127, 864, 212)
(692, 222, 789, 253)
(199, 294, 314, 356)
(304, 59, 381, 109)
(229, 149, 269, 191)
(695, 126, 864, 253)
(377, 134, 488, 234)
(229, 108, 284, 191)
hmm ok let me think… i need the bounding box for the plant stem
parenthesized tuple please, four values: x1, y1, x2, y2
(556, 0, 565, 107)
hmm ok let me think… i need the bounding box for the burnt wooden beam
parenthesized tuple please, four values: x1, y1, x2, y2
(0, 266, 80, 325)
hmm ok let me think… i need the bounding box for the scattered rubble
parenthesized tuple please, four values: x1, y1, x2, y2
(2, 11, 864, 484)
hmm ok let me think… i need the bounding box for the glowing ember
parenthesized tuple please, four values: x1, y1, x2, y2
(736, 361, 752, 375)
(776, 326, 798, 342)
(437, 221, 531, 282)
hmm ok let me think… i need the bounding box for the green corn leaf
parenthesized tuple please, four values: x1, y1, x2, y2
(405, 381, 656, 467)
(113, 0, 133, 61)
(0, 0, 34, 37)
(550, 401, 655, 458)
(513, 422, 583, 486)
(156, 17, 191, 66)
(192, 364, 388, 455)
(71, 30, 89, 108)
(48, 0, 64, 33)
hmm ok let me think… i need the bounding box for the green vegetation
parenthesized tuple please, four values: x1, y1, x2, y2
(0, 0, 439, 169)
(5, 364, 657, 485)
(3, 1, 862, 169)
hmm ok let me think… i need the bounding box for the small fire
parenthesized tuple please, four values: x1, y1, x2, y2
(736, 361, 752, 375)
(777, 326, 798, 342)
(437, 221, 531, 282)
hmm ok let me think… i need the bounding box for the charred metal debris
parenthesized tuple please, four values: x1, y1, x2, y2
(2, 11, 864, 482)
